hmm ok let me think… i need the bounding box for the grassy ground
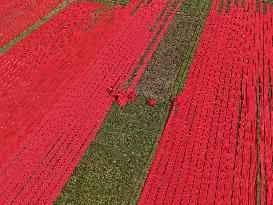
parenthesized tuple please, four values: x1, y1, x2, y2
(54, 95, 171, 204)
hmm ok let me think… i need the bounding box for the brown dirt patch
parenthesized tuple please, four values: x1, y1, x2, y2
(135, 14, 198, 101)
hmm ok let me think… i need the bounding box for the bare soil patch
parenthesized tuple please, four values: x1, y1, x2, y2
(135, 14, 198, 100)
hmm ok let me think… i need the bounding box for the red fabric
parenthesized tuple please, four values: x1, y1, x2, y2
(117, 90, 128, 107)
(148, 99, 156, 107)
(128, 91, 136, 103)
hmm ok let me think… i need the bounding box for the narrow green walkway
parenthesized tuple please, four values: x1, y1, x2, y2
(55, 95, 171, 205)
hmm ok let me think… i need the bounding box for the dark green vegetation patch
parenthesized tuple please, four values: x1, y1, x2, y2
(55, 95, 170, 205)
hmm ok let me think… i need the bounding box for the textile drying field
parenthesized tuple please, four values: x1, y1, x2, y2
(0, 0, 272, 204)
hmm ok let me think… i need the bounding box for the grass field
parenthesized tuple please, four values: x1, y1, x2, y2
(54, 95, 170, 204)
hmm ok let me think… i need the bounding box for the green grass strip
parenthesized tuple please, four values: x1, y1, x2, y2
(55, 95, 171, 205)
(129, 103, 172, 205)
